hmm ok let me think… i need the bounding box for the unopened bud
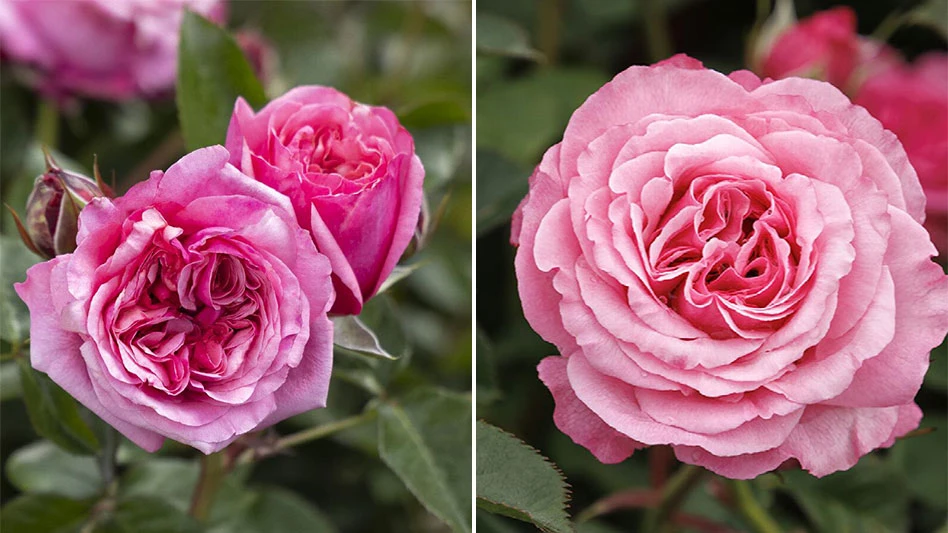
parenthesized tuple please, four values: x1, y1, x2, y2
(12, 152, 109, 259)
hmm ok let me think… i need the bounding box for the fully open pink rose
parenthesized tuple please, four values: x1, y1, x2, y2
(0, 0, 226, 100)
(513, 55, 948, 479)
(225, 86, 424, 315)
(15, 146, 334, 453)
(855, 53, 948, 256)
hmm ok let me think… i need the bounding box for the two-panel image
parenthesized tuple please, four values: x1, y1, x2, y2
(0, 1, 945, 532)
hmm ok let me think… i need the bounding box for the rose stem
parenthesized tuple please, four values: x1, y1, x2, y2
(537, 0, 561, 65)
(727, 480, 784, 533)
(234, 410, 378, 466)
(276, 410, 377, 449)
(641, 464, 706, 533)
(643, 0, 674, 63)
(98, 426, 119, 488)
(649, 445, 674, 489)
(189, 450, 228, 522)
(36, 98, 59, 150)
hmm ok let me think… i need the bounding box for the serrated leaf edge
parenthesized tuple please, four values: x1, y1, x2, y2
(476, 420, 574, 533)
(380, 402, 471, 533)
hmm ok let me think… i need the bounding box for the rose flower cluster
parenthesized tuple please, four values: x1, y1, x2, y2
(514, 55, 948, 479)
(6, 3, 423, 453)
(756, 6, 947, 256)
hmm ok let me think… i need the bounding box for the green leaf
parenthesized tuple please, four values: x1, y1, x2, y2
(889, 415, 947, 510)
(476, 149, 530, 237)
(0, 235, 40, 350)
(377, 262, 426, 295)
(17, 357, 100, 455)
(94, 496, 201, 533)
(378, 388, 472, 533)
(210, 487, 338, 533)
(0, 84, 30, 184)
(780, 456, 909, 533)
(477, 68, 610, 165)
(119, 458, 197, 512)
(0, 494, 93, 533)
(924, 341, 947, 392)
(120, 457, 255, 528)
(476, 14, 544, 61)
(477, 509, 526, 533)
(476, 421, 573, 533)
(1, 360, 22, 401)
(398, 99, 472, 130)
(332, 315, 397, 360)
(414, 124, 472, 191)
(6, 440, 102, 499)
(176, 10, 267, 151)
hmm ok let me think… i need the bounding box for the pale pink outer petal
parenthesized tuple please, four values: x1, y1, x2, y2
(558, 63, 760, 182)
(14, 258, 165, 452)
(827, 208, 948, 407)
(567, 354, 804, 457)
(675, 403, 922, 479)
(750, 77, 926, 223)
(514, 144, 581, 354)
(538, 356, 642, 463)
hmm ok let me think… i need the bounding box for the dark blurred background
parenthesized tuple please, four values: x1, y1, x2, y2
(476, 1, 947, 532)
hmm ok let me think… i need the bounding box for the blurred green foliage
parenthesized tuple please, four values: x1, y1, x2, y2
(475, 1, 947, 532)
(1, 2, 472, 532)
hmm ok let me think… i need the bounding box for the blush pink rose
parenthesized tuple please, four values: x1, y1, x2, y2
(225, 86, 424, 315)
(513, 55, 948, 479)
(759, 6, 896, 92)
(855, 53, 948, 256)
(15, 146, 334, 454)
(0, 0, 226, 100)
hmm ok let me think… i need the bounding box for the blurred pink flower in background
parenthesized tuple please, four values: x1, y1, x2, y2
(759, 7, 875, 89)
(234, 28, 278, 89)
(226, 86, 425, 315)
(0, 0, 226, 101)
(856, 53, 948, 255)
(757, 6, 948, 256)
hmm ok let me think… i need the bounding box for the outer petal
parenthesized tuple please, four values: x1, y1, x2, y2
(538, 355, 641, 463)
(367, 153, 425, 298)
(828, 208, 948, 407)
(14, 258, 164, 452)
(514, 144, 580, 353)
(676, 403, 922, 479)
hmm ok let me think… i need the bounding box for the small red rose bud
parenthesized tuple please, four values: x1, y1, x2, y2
(12, 151, 109, 259)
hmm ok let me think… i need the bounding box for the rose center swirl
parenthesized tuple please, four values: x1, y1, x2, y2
(107, 229, 267, 396)
(644, 174, 801, 338)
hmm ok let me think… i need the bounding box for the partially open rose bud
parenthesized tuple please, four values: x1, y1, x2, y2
(16, 153, 109, 259)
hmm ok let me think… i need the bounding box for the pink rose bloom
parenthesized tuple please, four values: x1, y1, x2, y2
(759, 7, 896, 92)
(0, 0, 226, 100)
(15, 146, 334, 453)
(855, 53, 948, 256)
(226, 86, 424, 315)
(513, 55, 948, 479)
